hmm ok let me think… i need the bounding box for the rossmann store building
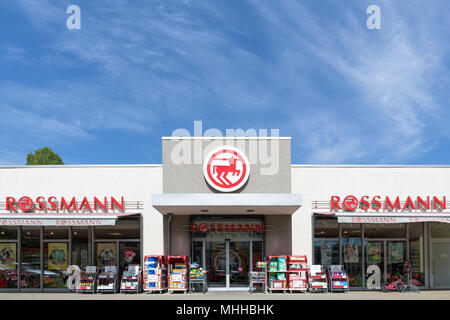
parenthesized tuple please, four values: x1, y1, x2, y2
(0, 137, 449, 292)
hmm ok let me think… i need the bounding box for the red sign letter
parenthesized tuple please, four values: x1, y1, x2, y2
(60, 197, 77, 212)
(94, 197, 107, 211)
(434, 196, 446, 210)
(78, 197, 92, 211)
(110, 196, 124, 211)
(6, 197, 16, 212)
(331, 196, 341, 210)
(385, 196, 401, 211)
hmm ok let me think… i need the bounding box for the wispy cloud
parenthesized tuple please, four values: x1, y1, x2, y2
(250, 0, 450, 163)
(0, 1, 448, 164)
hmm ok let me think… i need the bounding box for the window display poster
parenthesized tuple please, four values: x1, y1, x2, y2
(97, 243, 116, 267)
(389, 242, 404, 263)
(48, 243, 68, 270)
(320, 242, 332, 266)
(344, 241, 359, 263)
(367, 242, 382, 264)
(0, 243, 16, 269)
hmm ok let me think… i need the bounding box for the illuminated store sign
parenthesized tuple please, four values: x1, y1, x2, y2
(203, 146, 250, 192)
(5, 196, 125, 213)
(331, 195, 446, 212)
(191, 222, 264, 233)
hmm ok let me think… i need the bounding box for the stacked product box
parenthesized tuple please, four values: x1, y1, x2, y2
(268, 256, 287, 290)
(309, 265, 328, 291)
(288, 271, 307, 289)
(288, 255, 308, 291)
(144, 256, 167, 290)
(169, 264, 187, 289)
(329, 266, 349, 291)
(97, 266, 117, 292)
(249, 272, 266, 283)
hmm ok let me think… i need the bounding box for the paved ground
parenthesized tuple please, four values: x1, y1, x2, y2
(0, 290, 449, 300)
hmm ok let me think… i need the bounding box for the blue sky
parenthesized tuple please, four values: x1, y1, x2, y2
(0, 0, 449, 165)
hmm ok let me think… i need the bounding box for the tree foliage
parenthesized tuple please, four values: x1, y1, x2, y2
(26, 147, 64, 165)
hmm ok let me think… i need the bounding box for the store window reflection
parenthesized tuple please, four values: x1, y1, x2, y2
(409, 223, 425, 287)
(192, 241, 203, 267)
(252, 241, 263, 271)
(0, 227, 18, 289)
(21, 228, 41, 289)
(313, 217, 339, 266)
(341, 224, 362, 287)
(71, 228, 90, 270)
(119, 242, 140, 272)
(44, 227, 69, 289)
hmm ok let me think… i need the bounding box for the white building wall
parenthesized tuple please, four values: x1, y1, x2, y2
(291, 166, 450, 262)
(0, 165, 165, 256)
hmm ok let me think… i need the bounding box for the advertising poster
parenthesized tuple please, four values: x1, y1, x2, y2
(96, 243, 116, 267)
(389, 242, 404, 263)
(344, 242, 359, 263)
(320, 242, 332, 265)
(0, 243, 16, 269)
(367, 242, 382, 264)
(48, 243, 68, 270)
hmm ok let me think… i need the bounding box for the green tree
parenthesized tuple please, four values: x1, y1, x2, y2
(26, 147, 64, 165)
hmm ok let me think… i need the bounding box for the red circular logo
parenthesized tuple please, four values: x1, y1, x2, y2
(343, 195, 359, 211)
(199, 223, 209, 232)
(203, 146, 250, 192)
(18, 196, 34, 211)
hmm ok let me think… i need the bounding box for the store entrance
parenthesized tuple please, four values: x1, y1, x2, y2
(365, 239, 407, 285)
(195, 239, 262, 290)
(191, 216, 264, 291)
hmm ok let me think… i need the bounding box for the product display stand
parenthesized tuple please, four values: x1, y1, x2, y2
(287, 255, 308, 293)
(189, 263, 207, 294)
(308, 265, 328, 293)
(168, 255, 189, 294)
(144, 255, 168, 294)
(120, 265, 141, 293)
(97, 266, 118, 293)
(249, 261, 267, 294)
(267, 255, 288, 293)
(76, 266, 97, 294)
(328, 265, 349, 293)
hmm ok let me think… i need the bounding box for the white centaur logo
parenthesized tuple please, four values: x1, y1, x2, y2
(203, 146, 250, 192)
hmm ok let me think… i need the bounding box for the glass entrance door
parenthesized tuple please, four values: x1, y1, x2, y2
(199, 240, 261, 289)
(431, 240, 450, 288)
(205, 241, 226, 287)
(229, 241, 249, 287)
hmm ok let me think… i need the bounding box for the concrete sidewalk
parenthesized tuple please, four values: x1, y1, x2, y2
(1, 290, 449, 300)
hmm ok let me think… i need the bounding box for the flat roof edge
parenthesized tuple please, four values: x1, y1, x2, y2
(1, 164, 450, 169)
(162, 136, 291, 140)
(291, 165, 450, 168)
(0, 164, 162, 169)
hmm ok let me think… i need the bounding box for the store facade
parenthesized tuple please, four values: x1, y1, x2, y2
(0, 137, 449, 291)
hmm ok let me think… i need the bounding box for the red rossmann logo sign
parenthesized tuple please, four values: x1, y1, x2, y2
(331, 195, 446, 211)
(203, 146, 250, 192)
(5, 196, 125, 212)
(191, 222, 264, 233)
